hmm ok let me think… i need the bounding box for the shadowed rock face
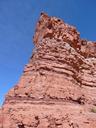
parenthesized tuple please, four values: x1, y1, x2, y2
(0, 13, 96, 128)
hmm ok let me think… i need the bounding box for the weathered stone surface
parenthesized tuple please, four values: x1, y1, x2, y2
(0, 108, 2, 128)
(1, 13, 96, 128)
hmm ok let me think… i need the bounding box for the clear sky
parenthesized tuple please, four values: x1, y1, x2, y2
(0, 0, 96, 106)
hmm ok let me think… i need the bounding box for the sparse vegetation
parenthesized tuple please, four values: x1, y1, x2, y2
(91, 107, 96, 113)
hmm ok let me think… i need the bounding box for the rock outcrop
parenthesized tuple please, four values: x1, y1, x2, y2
(0, 13, 96, 128)
(0, 108, 2, 128)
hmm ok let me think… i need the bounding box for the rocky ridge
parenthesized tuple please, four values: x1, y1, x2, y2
(0, 13, 96, 128)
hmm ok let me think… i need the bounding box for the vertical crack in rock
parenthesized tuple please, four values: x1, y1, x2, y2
(0, 13, 96, 128)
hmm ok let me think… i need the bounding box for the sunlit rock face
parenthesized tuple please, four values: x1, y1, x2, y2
(1, 13, 96, 128)
(0, 108, 2, 128)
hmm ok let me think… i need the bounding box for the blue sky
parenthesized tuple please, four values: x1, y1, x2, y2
(0, 0, 96, 106)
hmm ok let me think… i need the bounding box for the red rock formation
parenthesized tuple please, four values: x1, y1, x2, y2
(0, 13, 96, 128)
(0, 108, 2, 128)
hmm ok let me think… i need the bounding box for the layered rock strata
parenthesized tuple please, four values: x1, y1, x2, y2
(0, 13, 96, 128)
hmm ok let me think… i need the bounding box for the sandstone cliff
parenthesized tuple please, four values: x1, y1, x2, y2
(0, 13, 96, 128)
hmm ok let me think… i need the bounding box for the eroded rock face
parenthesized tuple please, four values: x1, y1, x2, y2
(1, 13, 96, 128)
(0, 108, 2, 128)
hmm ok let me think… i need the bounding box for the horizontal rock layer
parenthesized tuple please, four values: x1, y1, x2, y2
(1, 13, 96, 128)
